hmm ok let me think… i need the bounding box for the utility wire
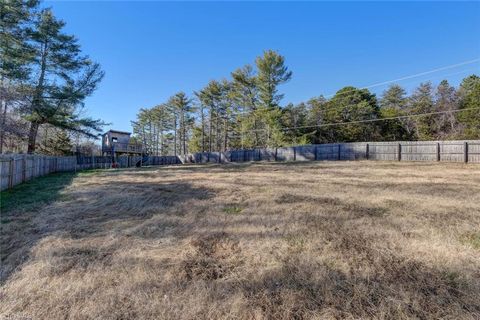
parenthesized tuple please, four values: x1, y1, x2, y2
(279, 107, 480, 131)
(201, 59, 480, 123)
(222, 107, 480, 136)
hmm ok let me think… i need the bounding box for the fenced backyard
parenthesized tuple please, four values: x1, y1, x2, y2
(1, 139, 479, 191)
(2, 161, 480, 319)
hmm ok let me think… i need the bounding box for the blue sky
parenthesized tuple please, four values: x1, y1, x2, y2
(46, 1, 480, 133)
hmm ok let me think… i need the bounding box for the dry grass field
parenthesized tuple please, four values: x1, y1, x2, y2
(1, 161, 480, 319)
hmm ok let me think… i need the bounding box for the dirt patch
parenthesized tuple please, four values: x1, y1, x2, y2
(181, 232, 243, 281)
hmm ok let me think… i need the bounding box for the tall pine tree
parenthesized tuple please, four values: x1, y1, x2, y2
(24, 8, 105, 153)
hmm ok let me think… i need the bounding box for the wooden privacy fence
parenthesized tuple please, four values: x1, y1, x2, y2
(0, 154, 181, 191)
(180, 140, 480, 164)
(1, 140, 479, 191)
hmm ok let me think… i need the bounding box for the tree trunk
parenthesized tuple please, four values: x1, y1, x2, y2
(181, 110, 186, 155)
(223, 117, 228, 151)
(216, 113, 220, 152)
(201, 107, 205, 152)
(209, 107, 213, 152)
(27, 121, 40, 154)
(173, 116, 177, 156)
(27, 41, 48, 154)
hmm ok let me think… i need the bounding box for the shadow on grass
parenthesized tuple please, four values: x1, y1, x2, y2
(0, 170, 214, 283)
(0, 169, 110, 220)
(1, 172, 75, 220)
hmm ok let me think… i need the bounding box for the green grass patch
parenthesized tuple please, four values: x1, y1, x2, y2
(0, 169, 101, 220)
(461, 232, 480, 250)
(223, 205, 243, 215)
(76, 169, 106, 177)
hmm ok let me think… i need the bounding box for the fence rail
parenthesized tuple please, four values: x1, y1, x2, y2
(1, 140, 479, 191)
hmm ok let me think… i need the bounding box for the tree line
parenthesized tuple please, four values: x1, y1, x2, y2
(0, 0, 104, 155)
(133, 51, 480, 156)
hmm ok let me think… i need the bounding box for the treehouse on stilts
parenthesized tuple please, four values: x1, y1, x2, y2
(101, 130, 147, 167)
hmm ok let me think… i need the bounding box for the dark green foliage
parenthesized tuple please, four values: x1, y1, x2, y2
(306, 87, 381, 143)
(379, 85, 414, 141)
(457, 75, 480, 139)
(24, 9, 105, 153)
(38, 128, 73, 155)
(408, 82, 435, 140)
(281, 103, 310, 145)
(0, 2, 105, 154)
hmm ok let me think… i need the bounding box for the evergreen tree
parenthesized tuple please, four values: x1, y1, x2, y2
(196, 80, 223, 152)
(409, 82, 435, 140)
(281, 102, 310, 145)
(0, 0, 38, 153)
(379, 85, 414, 140)
(433, 80, 458, 139)
(38, 127, 73, 155)
(169, 92, 194, 155)
(323, 87, 380, 142)
(457, 75, 480, 139)
(231, 65, 259, 148)
(255, 50, 292, 147)
(24, 8, 105, 153)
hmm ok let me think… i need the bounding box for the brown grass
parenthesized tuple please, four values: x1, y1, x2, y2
(1, 161, 480, 319)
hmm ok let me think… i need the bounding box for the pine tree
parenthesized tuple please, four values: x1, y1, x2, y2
(255, 50, 292, 147)
(457, 75, 480, 139)
(231, 65, 259, 148)
(197, 80, 223, 152)
(38, 127, 73, 155)
(409, 82, 435, 140)
(379, 85, 414, 140)
(323, 87, 380, 142)
(0, 0, 38, 153)
(169, 92, 193, 155)
(281, 102, 309, 145)
(24, 8, 105, 153)
(433, 80, 458, 139)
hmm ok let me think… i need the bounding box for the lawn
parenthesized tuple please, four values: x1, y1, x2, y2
(1, 161, 480, 319)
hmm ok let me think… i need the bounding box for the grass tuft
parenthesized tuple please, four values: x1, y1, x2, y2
(223, 205, 243, 215)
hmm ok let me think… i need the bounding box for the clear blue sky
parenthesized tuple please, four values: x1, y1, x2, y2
(46, 1, 480, 133)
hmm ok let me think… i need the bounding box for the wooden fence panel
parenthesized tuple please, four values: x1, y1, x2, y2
(316, 144, 341, 161)
(276, 147, 295, 161)
(295, 145, 316, 161)
(468, 142, 480, 163)
(440, 141, 465, 162)
(2, 139, 479, 191)
(368, 142, 399, 161)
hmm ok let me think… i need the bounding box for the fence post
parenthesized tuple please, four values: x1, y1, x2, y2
(464, 142, 469, 163)
(314, 145, 318, 161)
(293, 147, 296, 161)
(22, 155, 27, 182)
(366, 143, 369, 160)
(338, 144, 341, 161)
(437, 143, 441, 162)
(274, 148, 278, 162)
(398, 143, 402, 161)
(8, 157, 14, 188)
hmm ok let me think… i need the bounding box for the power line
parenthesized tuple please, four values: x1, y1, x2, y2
(201, 58, 480, 123)
(280, 107, 480, 131)
(324, 58, 480, 98)
(223, 107, 479, 137)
